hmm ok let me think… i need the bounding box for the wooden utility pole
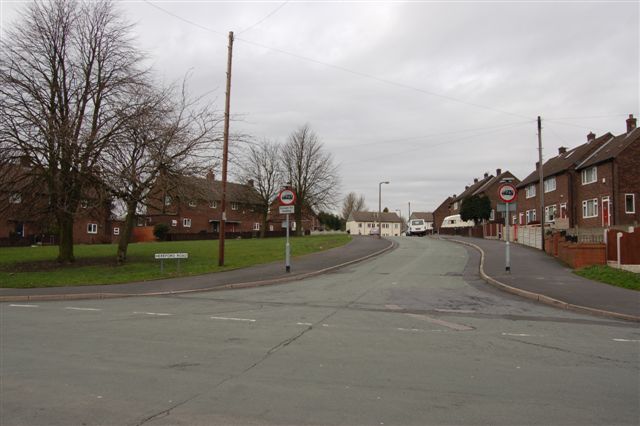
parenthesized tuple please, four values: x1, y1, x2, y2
(537, 116, 545, 252)
(218, 31, 234, 266)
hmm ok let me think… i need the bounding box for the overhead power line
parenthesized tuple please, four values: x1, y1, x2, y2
(238, 1, 290, 35)
(142, 0, 534, 121)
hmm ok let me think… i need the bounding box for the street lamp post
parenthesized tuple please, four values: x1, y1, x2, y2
(378, 181, 389, 238)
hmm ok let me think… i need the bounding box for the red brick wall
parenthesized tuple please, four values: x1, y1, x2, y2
(607, 229, 640, 264)
(615, 141, 640, 226)
(574, 162, 614, 228)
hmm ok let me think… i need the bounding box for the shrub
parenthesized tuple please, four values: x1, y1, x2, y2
(153, 223, 170, 241)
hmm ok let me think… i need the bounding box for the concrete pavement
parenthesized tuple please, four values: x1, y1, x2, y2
(440, 235, 640, 322)
(0, 236, 394, 302)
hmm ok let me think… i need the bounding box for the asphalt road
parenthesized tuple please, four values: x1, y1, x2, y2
(1, 237, 638, 426)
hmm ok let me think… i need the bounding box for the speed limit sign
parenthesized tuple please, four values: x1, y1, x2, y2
(498, 183, 517, 203)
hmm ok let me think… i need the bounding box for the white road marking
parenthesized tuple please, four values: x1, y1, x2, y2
(613, 339, 640, 342)
(501, 333, 544, 337)
(9, 304, 39, 308)
(406, 313, 474, 331)
(133, 312, 173, 316)
(435, 308, 475, 314)
(297, 322, 313, 326)
(397, 328, 444, 333)
(65, 307, 102, 311)
(385, 304, 403, 311)
(210, 316, 256, 322)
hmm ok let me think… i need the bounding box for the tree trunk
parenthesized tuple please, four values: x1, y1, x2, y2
(295, 201, 303, 236)
(260, 211, 268, 238)
(57, 213, 75, 263)
(117, 201, 138, 264)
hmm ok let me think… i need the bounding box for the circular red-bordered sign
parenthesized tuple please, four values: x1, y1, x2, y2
(278, 189, 296, 206)
(498, 183, 517, 203)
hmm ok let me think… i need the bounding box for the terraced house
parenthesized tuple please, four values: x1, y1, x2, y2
(516, 114, 638, 231)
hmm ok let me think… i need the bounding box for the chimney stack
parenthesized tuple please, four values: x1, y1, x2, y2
(496, 168, 502, 175)
(558, 146, 567, 155)
(465, 186, 469, 190)
(474, 178, 479, 183)
(587, 132, 596, 142)
(484, 172, 489, 178)
(627, 114, 637, 134)
(247, 179, 254, 187)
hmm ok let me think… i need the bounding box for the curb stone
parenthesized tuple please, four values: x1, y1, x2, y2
(0, 238, 397, 303)
(444, 237, 640, 323)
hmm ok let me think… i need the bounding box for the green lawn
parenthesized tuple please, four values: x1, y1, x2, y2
(0, 234, 351, 288)
(574, 265, 640, 291)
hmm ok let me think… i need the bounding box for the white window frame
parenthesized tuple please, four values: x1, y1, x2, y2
(519, 213, 524, 225)
(113, 227, 120, 236)
(9, 193, 22, 204)
(490, 209, 495, 221)
(171, 219, 177, 227)
(545, 204, 557, 222)
(164, 195, 172, 206)
(231, 202, 239, 211)
(525, 184, 536, 199)
(209, 200, 218, 209)
(253, 222, 260, 231)
(188, 200, 197, 208)
(625, 194, 636, 214)
(183, 218, 192, 228)
(543, 176, 556, 193)
(560, 203, 567, 219)
(87, 223, 98, 234)
(581, 166, 597, 185)
(582, 199, 598, 218)
(453, 201, 459, 210)
(80, 199, 89, 209)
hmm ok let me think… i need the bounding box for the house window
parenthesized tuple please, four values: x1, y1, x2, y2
(490, 209, 495, 221)
(525, 184, 536, 199)
(543, 176, 556, 193)
(164, 196, 172, 206)
(358, 223, 362, 228)
(80, 199, 89, 209)
(526, 209, 537, 224)
(545, 205, 557, 222)
(188, 200, 197, 208)
(626, 194, 636, 214)
(209, 200, 218, 209)
(269, 225, 274, 231)
(183, 218, 192, 228)
(519, 213, 524, 225)
(113, 227, 120, 236)
(453, 201, 459, 210)
(582, 199, 598, 218)
(394, 223, 399, 228)
(171, 219, 178, 227)
(231, 202, 239, 210)
(9, 193, 21, 204)
(87, 223, 98, 234)
(253, 223, 260, 231)
(560, 203, 567, 219)
(581, 167, 597, 185)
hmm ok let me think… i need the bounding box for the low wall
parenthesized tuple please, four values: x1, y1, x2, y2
(545, 234, 606, 269)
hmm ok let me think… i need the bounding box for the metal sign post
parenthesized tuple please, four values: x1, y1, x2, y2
(498, 182, 517, 273)
(278, 189, 296, 273)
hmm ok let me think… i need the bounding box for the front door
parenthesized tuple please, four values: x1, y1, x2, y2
(602, 196, 610, 227)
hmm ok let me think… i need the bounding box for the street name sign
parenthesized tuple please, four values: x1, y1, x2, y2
(279, 205, 295, 214)
(154, 253, 188, 259)
(497, 202, 517, 212)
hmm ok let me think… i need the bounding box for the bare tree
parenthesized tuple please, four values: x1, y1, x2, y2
(0, 0, 144, 262)
(341, 192, 367, 221)
(239, 140, 283, 237)
(282, 124, 340, 236)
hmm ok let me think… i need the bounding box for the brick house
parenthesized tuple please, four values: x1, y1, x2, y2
(1, 162, 114, 245)
(573, 114, 639, 228)
(145, 171, 263, 234)
(346, 211, 402, 236)
(449, 174, 493, 217)
(267, 202, 320, 233)
(432, 196, 453, 233)
(516, 114, 638, 231)
(468, 169, 520, 223)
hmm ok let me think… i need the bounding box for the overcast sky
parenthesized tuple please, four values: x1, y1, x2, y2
(2, 1, 638, 216)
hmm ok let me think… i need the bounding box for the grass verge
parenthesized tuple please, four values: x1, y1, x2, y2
(574, 265, 640, 291)
(0, 234, 351, 288)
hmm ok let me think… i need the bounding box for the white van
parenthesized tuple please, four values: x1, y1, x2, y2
(406, 219, 427, 236)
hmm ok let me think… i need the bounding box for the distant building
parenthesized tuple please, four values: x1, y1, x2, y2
(346, 211, 402, 237)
